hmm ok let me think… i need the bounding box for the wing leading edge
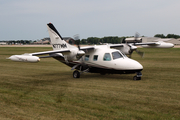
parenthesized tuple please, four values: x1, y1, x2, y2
(31, 49, 70, 56)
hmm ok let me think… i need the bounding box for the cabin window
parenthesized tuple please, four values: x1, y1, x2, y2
(93, 55, 98, 61)
(85, 55, 90, 61)
(103, 53, 111, 61)
(112, 51, 123, 60)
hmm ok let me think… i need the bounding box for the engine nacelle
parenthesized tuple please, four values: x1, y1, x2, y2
(141, 42, 174, 48)
(76, 50, 85, 59)
(8, 55, 40, 63)
(64, 50, 85, 61)
(116, 44, 137, 55)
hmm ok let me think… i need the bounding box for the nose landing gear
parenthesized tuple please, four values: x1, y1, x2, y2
(133, 72, 142, 80)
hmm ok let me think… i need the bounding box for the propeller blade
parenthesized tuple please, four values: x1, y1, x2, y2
(127, 44, 135, 58)
(135, 32, 140, 39)
(127, 32, 144, 58)
(135, 49, 144, 58)
(134, 32, 140, 45)
(74, 34, 79, 40)
(73, 34, 80, 50)
(129, 54, 132, 58)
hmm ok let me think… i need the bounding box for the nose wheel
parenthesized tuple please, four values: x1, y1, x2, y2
(133, 76, 141, 80)
(133, 72, 142, 80)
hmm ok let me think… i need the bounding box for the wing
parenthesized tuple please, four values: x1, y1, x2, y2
(31, 49, 70, 56)
(134, 42, 158, 46)
(80, 44, 124, 51)
(8, 49, 71, 62)
(108, 44, 124, 48)
(134, 41, 174, 48)
(80, 46, 95, 51)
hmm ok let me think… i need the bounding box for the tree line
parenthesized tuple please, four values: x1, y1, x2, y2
(154, 34, 180, 39)
(77, 33, 180, 44)
(78, 36, 126, 45)
(2, 40, 34, 45)
(2, 33, 180, 45)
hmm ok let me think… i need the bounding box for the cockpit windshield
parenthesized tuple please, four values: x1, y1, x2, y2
(112, 51, 123, 60)
(121, 52, 127, 58)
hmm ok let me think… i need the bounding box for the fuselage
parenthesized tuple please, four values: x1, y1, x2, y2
(54, 45, 143, 74)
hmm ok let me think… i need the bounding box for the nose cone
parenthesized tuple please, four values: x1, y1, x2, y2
(126, 59, 143, 70)
(115, 58, 143, 70)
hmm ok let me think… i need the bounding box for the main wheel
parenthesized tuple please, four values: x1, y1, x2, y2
(73, 70, 80, 78)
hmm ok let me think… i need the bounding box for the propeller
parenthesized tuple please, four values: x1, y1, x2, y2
(128, 32, 144, 58)
(136, 49, 144, 58)
(73, 34, 80, 50)
(73, 34, 87, 71)
(134, 32, 140, 45)
(73, 34, 85, 60)
(128, 45, 144, 58)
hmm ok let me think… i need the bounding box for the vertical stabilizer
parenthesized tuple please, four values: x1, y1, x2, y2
(47, 23, 76, 50)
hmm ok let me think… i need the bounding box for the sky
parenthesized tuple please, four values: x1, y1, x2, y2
(0, 0, 180, 40)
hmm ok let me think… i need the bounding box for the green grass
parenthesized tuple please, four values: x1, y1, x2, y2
(0, 47, 180, 120)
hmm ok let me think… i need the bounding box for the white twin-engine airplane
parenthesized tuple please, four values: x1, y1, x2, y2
(8, 23, 174, 80)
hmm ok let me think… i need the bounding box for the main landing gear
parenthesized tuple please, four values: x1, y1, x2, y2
(133, 72, 142, 80)
(72, 68, 89, 78)
(73, 70, 80, 78)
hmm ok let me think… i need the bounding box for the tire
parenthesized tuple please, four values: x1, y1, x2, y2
(133, 76, 137, 80)
(73, 70, 80, 78)
(133, 76, 141, 80)
(100, 72, 106, 75)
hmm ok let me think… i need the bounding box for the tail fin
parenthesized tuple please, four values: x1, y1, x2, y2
(47, 23, 76, 50)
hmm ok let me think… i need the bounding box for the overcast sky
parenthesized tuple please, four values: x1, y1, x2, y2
(0, 0, 180, 40)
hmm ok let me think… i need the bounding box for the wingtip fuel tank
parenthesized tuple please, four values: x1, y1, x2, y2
(8, 55, 40, 63)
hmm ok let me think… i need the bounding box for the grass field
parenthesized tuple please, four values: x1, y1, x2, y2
(0, 47, 180, 120)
